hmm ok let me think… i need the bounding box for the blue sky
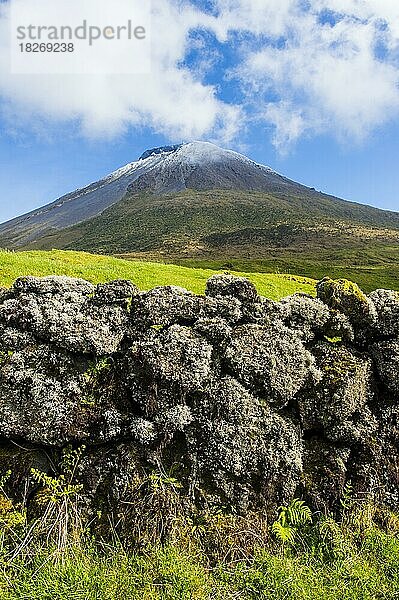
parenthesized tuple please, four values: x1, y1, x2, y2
(1, 0, 399, 223)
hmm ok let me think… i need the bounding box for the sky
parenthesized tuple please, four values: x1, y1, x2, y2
(1, 0, 399, 223)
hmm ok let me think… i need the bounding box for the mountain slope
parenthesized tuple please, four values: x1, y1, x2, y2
(0, 142, 313, 248)
(26, 185, 399, 255)
(0, 149, 174, 247)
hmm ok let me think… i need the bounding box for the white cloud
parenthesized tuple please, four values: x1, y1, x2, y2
(223, 0, 399, 149)
(211, 0, 301, 38)
(0, 0, 399, 150)
(0, 0, 241, 141)
(263, 102, 308, 152)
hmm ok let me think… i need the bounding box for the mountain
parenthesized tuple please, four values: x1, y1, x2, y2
(0, 142, 318, 247)
(1, 141, 399, 291)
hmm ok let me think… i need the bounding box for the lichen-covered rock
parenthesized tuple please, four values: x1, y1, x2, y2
(302, 441, 351, 512)
(370, 403, 399, 508)
(130, 416, 157, 445)
(12, 275, 94, 297)
(193, 317, 232, 346)
(189, 376, 302, 511)
(369, 289, 399, 338)
(0, 344, 86, 444)
(224, 323, 318, 406)
(371, 340, 399, 394)
(75, 444, 141, 518)
(130, 285, 242, 330)
(0, 345, 131, 445)
(0, 276, 128, 354)
(131, 286, 203, 328)
(239, 296, 280, 325)
(324, 310, 355, 342)
(125, 367, 178, 418)
(0, 326, 36, 351)
(93, 280, 138, 305)
(317, 277, 377, 330)
(0, 287, 9, 303)
(137, 325, 214, 393)
(154, 404, 194, 433)
(298, 343, 376, 443)
(205, 274, 258, 303)
(202, 296, 242, 323)
(278, 293, 353, 343)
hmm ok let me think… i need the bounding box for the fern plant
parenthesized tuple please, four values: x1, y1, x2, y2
(272, 498, 312, 546)
(340, 482, 354, 511)
(30, 469, 83, 504)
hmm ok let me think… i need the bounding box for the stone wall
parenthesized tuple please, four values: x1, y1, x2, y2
(0, 274, 398, 519)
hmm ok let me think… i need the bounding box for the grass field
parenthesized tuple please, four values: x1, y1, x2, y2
(173, 247, 399, 294)
(0, 249, 316, 300)
(3, 532, 399, 600)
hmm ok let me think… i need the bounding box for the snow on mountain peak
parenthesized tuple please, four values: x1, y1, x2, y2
(175, 141, 239, 164)
(137, 141, 275, 173)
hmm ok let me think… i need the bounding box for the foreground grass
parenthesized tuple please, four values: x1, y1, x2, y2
(0, 477, 398, 600)
(0, 249, 316, 300)
(0, 448, 397, 599)
(2, 526, 399, 599)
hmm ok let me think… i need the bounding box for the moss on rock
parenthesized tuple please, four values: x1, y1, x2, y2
(316, 277, 377, 329)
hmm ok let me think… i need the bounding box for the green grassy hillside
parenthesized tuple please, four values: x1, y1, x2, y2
(0, 250, 316, 300)
(26, 188, 399, 256)
(171, 247, 399, 294)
